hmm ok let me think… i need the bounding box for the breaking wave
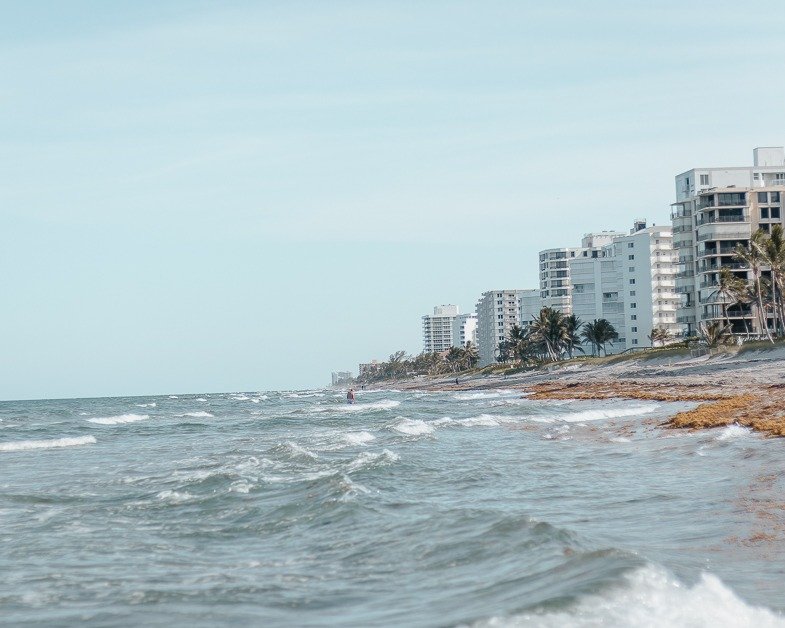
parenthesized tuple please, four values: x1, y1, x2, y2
(0, 436, 97, 452)
(88, 413, 150, 425)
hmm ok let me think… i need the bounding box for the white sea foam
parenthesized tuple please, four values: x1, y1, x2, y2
(135, 402, 156, 408)
(391, 418, 434, 436)
(180, 411, 214, 418)
(169, 395, 178, 399)
(456, 414, 501, 427)
(346, 449, 400, 472)
(473, 566, 785, 627)
(232, 395, 250, 401)
(716, 424, 752, 441)
(610, 436, 631, 443)
(280, 441, 319, 460)
(0, 435, 96, 452)
(556, 404, 660, 423)
(196, 397, 207, 402)
(88, 413, 150, 425)
(157, 490, 194, 504)
(343, 431, 375, 446)
(321, 399, 401, 413)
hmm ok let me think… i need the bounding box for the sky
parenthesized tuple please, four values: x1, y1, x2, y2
(3, 0, 785, 399)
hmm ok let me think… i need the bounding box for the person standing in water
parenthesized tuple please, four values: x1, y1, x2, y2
(347, 388, 356, 404)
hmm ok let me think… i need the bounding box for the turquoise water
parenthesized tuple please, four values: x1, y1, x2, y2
(2, 389, 784, 626)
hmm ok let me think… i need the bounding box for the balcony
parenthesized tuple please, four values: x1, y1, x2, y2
(673, 239, 694, 249)
(696, 213, 748, 225)
(679, 255, 694, 264)
(698, 261, 747, 273)
(676, 270, 695, 278)
(677, 315, 697, 324)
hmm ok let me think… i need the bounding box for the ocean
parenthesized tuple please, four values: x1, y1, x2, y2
(2, 388, 784, 627)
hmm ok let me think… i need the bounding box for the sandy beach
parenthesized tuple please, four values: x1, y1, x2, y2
(367, 345, 785, 437)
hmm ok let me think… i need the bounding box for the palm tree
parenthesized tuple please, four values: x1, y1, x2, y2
(528, 307, 569, 361)
(708, 267, 747, 329)
(698, 320, 733, 348)
(761, 224, 785, 335)
(495, 340, 513, 363)
(563, 314, 584, 359)
(445, 347, 464, 373)
(647, 327, 670, 347)
(462, 341, 479, 369)
(581, 319, 618, 356)
(735, 230, 773, 342)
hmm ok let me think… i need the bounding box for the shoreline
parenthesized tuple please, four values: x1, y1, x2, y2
(365, 345, 785, 437)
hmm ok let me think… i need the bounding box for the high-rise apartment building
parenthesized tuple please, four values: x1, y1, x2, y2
(539, 232, 625, 313)
(451, 313, 478, 348)
(518, 289, 542, 329)
(422, 305, 459, 353)
(569, 221, 680, 353)
(671, 147, 785, 336)
(476, 290, 526, 366)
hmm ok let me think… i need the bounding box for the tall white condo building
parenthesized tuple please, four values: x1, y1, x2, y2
(422, 305, 459, 353)
(671, 147, 785, 336)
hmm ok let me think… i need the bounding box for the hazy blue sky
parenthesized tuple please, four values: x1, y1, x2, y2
(3, 1, 785, 399)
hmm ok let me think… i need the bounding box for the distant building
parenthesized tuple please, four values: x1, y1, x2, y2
(671, 146, 785, 336)
(422, 304, 459, 353)
(538, 232, 625, 313)
(358, 360, 381, 377)
(331, 371, 353, 386)
(518, 289, 541, 329)
(476, 290, 528, 366)
(451, 313, 477, 348)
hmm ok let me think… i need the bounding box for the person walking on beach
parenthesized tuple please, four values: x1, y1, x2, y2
(347, 388, 356, 404)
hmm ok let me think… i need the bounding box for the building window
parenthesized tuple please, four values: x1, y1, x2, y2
(754, 172, 760, 180)
(628, 254, 634, 260)
(758, 192, 768, 203)
(632, 339, 638, 345)
(631, 314, 637, 320)
(630, 290, 636, 296)
(700, 174, 709, 185)
(773, 207, 781, 219)
(630, 303, 637, 308)
(631, 326, 638, 332)
(761, 207, 769, 219)
(629, 266, 635, 272)
(628, 242, 634, 248)
(629, 279, 636, 285)
(772, 192, 781, 202)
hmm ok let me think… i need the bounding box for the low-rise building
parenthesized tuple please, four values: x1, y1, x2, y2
(451, 312, 477, 348)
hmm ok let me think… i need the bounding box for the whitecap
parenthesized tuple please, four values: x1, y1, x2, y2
(157, 490, 194, 504)
(136, 402, 157, 408)
(88, 413, 150, 425)
(169, 395, 179, 399)
(346, 449, 399, 472)
(473, 566, 785, 627)
(180, 411, 214, 418)
(232, 395, 250, 401)
(343, 431, 375, 446)
(716, 424, 752, 441)
(455, 414, 500, 427)
(391, 418, 434, 436)
(556, 404, 660, 423)
(0, 436, 97, 452)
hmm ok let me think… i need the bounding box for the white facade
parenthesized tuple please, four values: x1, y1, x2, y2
(569, 222, 680, 353)
(518, 289, 542, 329)
(451, 313, 478, 348)
(476, 290, 525, 366)
(539, 232, 625, 313)
(422, 304, 459, 353)
(614, 224, 680, 348)
(671, 147, 785, 335)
